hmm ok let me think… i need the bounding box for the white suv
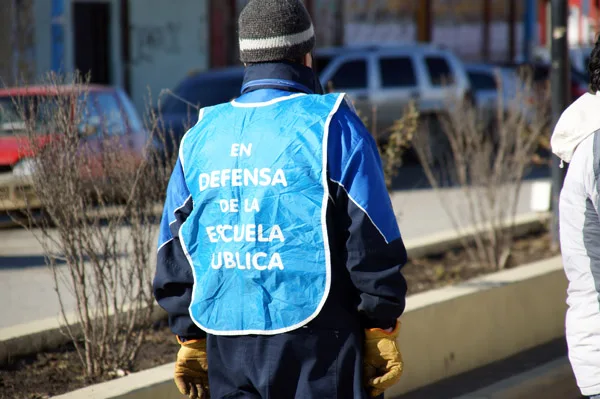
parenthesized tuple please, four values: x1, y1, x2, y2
(316, 44, 472, 135)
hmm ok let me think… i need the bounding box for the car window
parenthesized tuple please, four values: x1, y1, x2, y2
(314, 55, 333, 76)
(92, 92, 127, 136)
(0, 97, 24, 132)
(0, 96, 61, 133)
(161, 74, 244, 114)
(425, 57, 455, 86)
(329, 60, 368, 90)
(514, 65, 549, 83)
(467, 71, 498, 91)
(379, 57, 417, 88)
(532, 66, 549, 82)
(116, 89, 144, 132)
(78, 94, 101, 132)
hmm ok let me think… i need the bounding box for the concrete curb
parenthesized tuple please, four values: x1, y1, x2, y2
(388, 256, 567, 397)
(403, 212, 550, 259)
(52, 363, 179, 399)
(53, 255, 567, 399)
(0, 306, 168, 366)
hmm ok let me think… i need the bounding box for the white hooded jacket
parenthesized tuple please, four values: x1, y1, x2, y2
(552, 92, 600, 397)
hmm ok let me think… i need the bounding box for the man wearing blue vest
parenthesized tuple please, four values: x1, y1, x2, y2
(153, 1, 408, 398)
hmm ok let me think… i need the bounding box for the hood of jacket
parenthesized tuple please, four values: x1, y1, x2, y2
(551, 92, 600, 163)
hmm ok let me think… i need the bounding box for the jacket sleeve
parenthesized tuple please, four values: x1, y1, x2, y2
(153, 157, 205, 340)
(328, 100, 408, 330)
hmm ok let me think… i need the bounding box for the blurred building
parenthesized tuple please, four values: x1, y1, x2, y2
(0, 0, 306, 113)
(539, 0, 600, 47)
(0, 0, 211, 114)
(0, 0, 36, 88)
(1, 0, 600, 114)
(334, 0, 527, 62)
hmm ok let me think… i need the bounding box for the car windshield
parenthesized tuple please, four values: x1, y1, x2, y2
(0, 96, 61, 134)
(466, 70, 497, 92)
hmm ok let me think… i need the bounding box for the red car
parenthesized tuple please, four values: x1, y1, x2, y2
(0, 84, 149, 210)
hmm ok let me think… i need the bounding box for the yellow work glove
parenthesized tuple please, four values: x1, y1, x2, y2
(174, 337, 210, 399)
(363, 321, 404, 397)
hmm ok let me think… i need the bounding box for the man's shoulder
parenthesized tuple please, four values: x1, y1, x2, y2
(316, 93, 356, 114)
(327, 96, 374, 147)
(340, 96, 358, 115)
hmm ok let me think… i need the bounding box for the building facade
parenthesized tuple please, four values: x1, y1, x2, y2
(0, 0, 210, 114)
(3, 0, 600, 113)
(0, 0, 36, 88)
(336, 0, 527, 62)
(539, 0, 600, 47)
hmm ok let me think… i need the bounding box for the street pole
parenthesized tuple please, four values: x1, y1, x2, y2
(482, 0, 491, 61)
(333, 0, 344, 46)
(417, 0, 432, 43)
(50, 0, 65, 74)
(119, 0, 130, 94)
(507, 0, 517, 62)
(550, 0, 570, 247)
(523, 0, 538, 63)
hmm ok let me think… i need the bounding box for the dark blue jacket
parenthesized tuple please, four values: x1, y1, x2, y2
(153, 61, 408, 339)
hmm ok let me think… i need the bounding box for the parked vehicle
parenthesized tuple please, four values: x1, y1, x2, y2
(315, 44, 472, 137)
(465, 62, 521, 115)
(506, 62, 590, 102)
(463, 63, 544, 152)
(313, 46, 353, 76)
(156, 66, 245, 156)
(533, 46, 593, 79)
(158, 44, 471, 164)
(159, 47, 353, 141)
(570, 46, 593, 78)
(0, 84, 149, 211)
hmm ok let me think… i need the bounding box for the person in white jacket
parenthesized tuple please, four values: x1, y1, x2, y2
(551, 43, 600, 399)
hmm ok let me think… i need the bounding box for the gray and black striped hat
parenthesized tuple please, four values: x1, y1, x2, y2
(238, 0, 315, 63)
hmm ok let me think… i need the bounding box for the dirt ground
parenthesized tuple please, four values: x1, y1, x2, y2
(403, 230, 559, 295)
(0, 318, 178, 399)
(0, 230, 559, 399)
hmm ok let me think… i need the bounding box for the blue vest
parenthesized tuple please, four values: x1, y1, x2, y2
(179, 92, 346, 335)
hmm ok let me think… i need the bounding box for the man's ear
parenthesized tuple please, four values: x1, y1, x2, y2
(304, 53, 313, 69)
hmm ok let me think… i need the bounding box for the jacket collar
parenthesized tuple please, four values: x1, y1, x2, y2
(241, 61, 324, 95)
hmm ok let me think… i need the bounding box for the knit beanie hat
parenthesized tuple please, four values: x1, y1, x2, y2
(238, 0, 316, 64)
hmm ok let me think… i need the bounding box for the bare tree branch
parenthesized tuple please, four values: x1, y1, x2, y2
(12, 72, 183, 377)
(412, 72, 550, 270)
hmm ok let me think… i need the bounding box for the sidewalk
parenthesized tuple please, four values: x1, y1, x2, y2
(456, 358, 579, 399)
(396, 338, 580, 399)
(0, 180, 550, 329)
